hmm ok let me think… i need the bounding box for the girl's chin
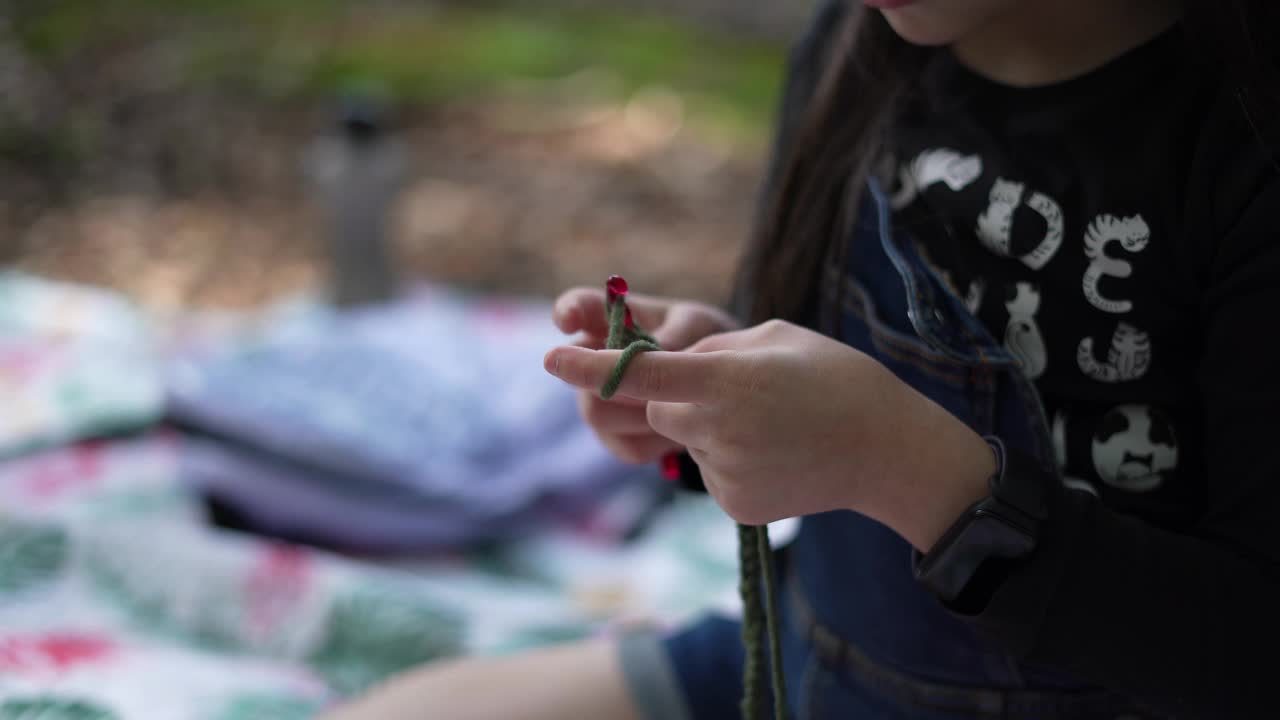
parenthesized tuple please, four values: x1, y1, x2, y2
(878, 7, 970, 47)
(863, 0, 922, 9)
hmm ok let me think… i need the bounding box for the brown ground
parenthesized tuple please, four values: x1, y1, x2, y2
(2, 91, 763, 311)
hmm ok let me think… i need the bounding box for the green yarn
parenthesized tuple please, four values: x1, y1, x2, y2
(601, 280, 789, 720)
(601, 294, 660, 400)
(737, 523, 766, 719)
(757, 524, 789, 719)
(738, 523, 788, 720)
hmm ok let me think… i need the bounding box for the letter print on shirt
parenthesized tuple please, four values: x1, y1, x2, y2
(1091, 405, 1178, 492)
(974, 178, 1065, 270)
(1077, 322, 1152, 383)
(1003, 282, 1047, 379)
(961, 277, 985, 315)
(1052, 410, 1099, 496)
(890, 148, 983, 209)
(1082, 214, 1150, 313)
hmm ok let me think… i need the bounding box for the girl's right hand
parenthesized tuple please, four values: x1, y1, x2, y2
(551, 286, 740, 463)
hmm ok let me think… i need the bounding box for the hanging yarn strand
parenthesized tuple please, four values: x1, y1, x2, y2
(599, 276, 789, 720)
(757, 524, 789, 719)
(738, 523, 768, 720)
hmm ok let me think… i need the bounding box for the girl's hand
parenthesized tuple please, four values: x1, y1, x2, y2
(543, 319, 997, 552)
(551, 287, 740, 464)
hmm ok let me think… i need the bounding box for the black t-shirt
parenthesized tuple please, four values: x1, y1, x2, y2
(766, 3, 1280, 717)
(892, 29, 1205, 529)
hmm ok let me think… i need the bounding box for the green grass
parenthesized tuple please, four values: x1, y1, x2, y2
(14, 0, 784, 146)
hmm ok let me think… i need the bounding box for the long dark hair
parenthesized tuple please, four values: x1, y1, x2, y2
(735, 0, 1280, 326)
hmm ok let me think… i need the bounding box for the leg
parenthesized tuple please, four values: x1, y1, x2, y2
(319, 636, 643, 720)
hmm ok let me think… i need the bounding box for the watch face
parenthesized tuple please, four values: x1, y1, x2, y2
(971, 509, 1036, 558)
(915, 498, 1040, 603)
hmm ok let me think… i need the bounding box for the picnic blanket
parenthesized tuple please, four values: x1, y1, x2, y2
(0, 272, 162, 459)
(0, 433, 742, 719)
(0, 273, 744, 718)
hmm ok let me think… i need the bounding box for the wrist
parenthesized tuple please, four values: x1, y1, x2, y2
(860, 406, 998, 553)
(917, 428, 1000, 552)
(912, 437, 1050, 607)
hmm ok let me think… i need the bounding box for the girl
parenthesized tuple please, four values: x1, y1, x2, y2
(326, 0, 1279, 717)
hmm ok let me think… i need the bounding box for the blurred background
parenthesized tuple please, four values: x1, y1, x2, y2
(1, 0, 817, 308)
(0, 2, 814, 715)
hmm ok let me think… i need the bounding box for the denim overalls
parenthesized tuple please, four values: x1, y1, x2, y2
(663, 179, 1156, 719)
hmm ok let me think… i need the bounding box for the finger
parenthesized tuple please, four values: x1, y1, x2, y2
(645, 401, 708, 448)
(651, 304, 738, 351)
(683, 325, 758, 353)
(545, 346, 726, 403)
(572, 332, 607, 350)
(600, 432, 683, 465)
(552, 287, 669, 338)
(581, 387, 645, 408)
(578, 393, 655, 434)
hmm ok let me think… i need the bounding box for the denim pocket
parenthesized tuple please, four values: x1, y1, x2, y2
(823, 270, 1000, 437)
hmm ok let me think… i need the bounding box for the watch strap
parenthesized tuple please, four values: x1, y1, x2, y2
(913, 437, 1048, 604)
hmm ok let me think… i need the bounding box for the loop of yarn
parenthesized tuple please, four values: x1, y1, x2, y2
(600, 277, 789, 719)
(601, 293, 660, 400)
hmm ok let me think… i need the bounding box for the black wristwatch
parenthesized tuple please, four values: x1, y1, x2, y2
(912, 437, 1049, 605)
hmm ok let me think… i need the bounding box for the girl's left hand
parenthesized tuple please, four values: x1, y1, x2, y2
(544, 319, 997, 551)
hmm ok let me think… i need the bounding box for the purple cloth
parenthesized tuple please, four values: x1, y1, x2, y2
(166, 285, 658, 552)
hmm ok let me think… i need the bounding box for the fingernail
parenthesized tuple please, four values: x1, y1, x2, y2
(543, 350, 561, 376)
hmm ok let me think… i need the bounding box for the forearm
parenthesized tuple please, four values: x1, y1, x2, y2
(851, 385, 997, 553)
(853, 387, 1280, 716)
